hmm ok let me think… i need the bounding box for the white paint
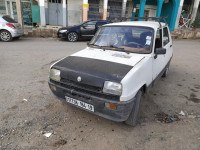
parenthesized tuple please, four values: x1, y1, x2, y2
(53, 22, 173, 102)
(71, 48, 147, 67)
(120, 56, 152, 101)
(106, 21, 166, 31)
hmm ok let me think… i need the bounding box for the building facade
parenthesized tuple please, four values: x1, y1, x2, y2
(0, 0, 199, 30)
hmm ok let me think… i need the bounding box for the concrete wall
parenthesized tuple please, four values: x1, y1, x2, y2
(68, 0, 82, 26)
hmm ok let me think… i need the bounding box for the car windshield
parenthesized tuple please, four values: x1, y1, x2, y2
(89, 26, 154, 54)
(3, 16, 17, 23)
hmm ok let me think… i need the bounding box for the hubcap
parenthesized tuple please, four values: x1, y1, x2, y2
(1, 32, 10, 41)
(68, 32, 77, 42)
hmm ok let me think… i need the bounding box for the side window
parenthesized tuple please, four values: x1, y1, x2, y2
(155, 29, 162, 49)
(83, 21, 97, 27)
(163, 27, 170, 46)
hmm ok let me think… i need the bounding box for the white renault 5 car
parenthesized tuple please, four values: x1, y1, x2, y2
(0, 15, 24, 42)
(48, 20, 173, 126)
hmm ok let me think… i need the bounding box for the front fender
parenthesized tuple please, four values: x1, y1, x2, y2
(120, 56, 152, 101)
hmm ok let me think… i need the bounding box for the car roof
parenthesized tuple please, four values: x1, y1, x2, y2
(89, 20, 108, 22)
(104, 21, 167, 30)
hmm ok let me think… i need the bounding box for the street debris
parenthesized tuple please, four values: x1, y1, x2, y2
(23, 98, 28, 102)
(54, 139, 67, 147)
(43, 131, 53, 138)
(189, 93, 200, 103)
(155, 112, 180, 123)
(188, 115, 196, 119)
(179, 93, 200, 103)
(179, 110, 185, 116)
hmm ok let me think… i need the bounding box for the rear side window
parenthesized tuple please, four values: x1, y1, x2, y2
(163, 27, 170, 46)
(84, 21, 97, 27)
(3, 16, 17, 23)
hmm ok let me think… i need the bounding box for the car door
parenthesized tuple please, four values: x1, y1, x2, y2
(80, 21, 97, 38)
(152, 26, 172, 80)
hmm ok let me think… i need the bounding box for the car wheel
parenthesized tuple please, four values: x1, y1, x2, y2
(125, 90, 142, 126)
(0, 30, 13, 42)
(67, 32, 78, 42)
(162, 66, 169, 78)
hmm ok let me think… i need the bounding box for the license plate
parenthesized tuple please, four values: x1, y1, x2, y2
(17, 26, 21, 29)
(65, 96, 94, 112)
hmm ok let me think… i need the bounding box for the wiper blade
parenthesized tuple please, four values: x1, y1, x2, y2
(102, 46, 131, 54)
(87, 43, 105, 51)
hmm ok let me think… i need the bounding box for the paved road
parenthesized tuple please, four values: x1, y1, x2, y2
(0, 38, 200, 150)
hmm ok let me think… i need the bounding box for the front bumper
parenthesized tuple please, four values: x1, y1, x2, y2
(57, 32, 68, 39)
(49, 80, 135, 122)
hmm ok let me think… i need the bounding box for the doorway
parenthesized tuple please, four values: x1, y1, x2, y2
(48, 0, 65, 26)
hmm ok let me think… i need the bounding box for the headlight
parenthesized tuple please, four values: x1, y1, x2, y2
(103, 81, 122, 96)
(49, 68, 61, 81)
(59, 30, 67, 33)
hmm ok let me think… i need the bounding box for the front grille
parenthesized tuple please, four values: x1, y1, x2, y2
(50, 78, 120, 101)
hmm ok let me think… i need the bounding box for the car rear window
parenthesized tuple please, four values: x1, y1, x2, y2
(3, 16, 17, 23)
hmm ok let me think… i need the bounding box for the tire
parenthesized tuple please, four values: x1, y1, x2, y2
(0, 30, 13, 42)
(14, 37, 20, 40)
(162, 66, 169, 78)
(67, 32, 78, 42)
(125, 90, 142, 126)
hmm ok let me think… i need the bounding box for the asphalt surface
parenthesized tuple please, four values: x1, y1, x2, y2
(0, 38, 200, 150)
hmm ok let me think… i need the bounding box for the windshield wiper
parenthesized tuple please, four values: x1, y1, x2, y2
(102, 45, 131, 54)
(87, 43, 105, 51)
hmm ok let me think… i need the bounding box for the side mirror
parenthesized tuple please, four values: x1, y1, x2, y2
(155, 48, 166, 55)
(82, 24, 87, 28)
(154, 48, 166, 59)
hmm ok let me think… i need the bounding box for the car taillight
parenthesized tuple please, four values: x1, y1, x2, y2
(6, 23, 16, 29)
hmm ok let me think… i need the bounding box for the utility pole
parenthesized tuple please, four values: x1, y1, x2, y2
(121, 0, 127, 17)
(191, 0, 200, 23)
(16, 0, 23, 27)
(82, 0, 88, 22)
(103, 0, 108, 20)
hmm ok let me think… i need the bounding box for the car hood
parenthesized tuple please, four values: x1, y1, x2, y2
(59, 25, 79, 30)
(52, 47, 146, 88)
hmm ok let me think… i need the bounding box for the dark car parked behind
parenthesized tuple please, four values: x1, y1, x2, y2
(57, 20, 109, 42)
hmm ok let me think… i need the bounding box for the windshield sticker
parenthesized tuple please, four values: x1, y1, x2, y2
(145, 40, 151, 45)
(146, 36, 152, 40)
